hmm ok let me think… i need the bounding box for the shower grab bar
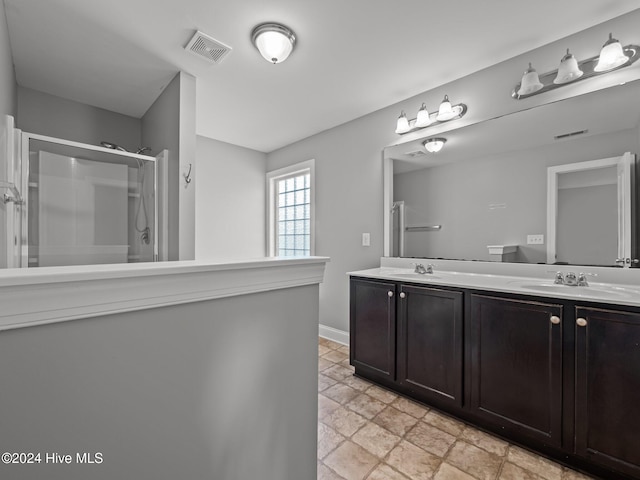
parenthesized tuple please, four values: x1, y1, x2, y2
(406, 225, 442, 232)
(0, 181, 23, 205)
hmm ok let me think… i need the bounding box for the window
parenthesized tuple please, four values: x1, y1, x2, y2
(267, 160, 315, 257)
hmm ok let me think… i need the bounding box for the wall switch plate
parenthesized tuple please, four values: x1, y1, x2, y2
(527, 234, 544, 245)
(362, 233, 371, 247)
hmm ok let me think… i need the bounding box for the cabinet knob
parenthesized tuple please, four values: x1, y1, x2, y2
(388, 291, 394, 298)
(576, 318, 587, 327)
(400, 292, 406, 299)
(550, 315, 560, 325)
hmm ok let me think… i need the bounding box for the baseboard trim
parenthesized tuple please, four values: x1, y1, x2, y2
(319, 324, 349, 346)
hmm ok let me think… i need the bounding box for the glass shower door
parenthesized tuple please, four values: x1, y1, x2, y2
(24, 135, 157, 267)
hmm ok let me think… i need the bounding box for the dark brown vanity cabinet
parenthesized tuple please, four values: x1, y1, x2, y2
(397, 284, 463, 408)
(574, 306, 640, 479)
(468, 294, 564, 447)
(350, 278, 397, 383)
(349, 276, 640, 479)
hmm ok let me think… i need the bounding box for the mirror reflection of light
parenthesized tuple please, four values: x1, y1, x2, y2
(423, 138, 446, 153)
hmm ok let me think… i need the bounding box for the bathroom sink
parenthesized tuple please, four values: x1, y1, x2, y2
(509, 281, 637, 300)
(391, 273, 442, 280)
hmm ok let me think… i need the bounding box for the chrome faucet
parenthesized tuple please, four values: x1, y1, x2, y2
(564, 272, 578, 286)
(553, 272, 564, 284)
(414, 263, 434, 274)
(552, 271, 592, 286)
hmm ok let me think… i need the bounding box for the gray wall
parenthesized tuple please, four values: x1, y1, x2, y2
(178, 72, 196, 261)
(395, 129, 638, 264)
(195, 135, 266, 261)
(267, 114, 395, 334)
(141, 72, 196, 261)
(266, 10, 640, 336)
(0, 0, 16, 269)
(0, 285, 319, 480)
(17, 86, 141, 150)
(0, 0, 15, 118)
(557, 183, 617, 265)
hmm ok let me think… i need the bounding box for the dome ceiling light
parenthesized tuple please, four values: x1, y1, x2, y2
(423, 138, 447, 153)
(251, 23, 296, 64)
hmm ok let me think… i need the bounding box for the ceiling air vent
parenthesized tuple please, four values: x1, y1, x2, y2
(554, 129, 588, 140)
(185, 30, 232, 64)
(404, 150, 427, 158)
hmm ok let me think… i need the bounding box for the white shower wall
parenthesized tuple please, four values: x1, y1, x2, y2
(35, 151, 129, 266)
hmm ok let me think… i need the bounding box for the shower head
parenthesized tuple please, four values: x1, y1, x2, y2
(100, 141, 128, 152)
(136, 146, 151, 155)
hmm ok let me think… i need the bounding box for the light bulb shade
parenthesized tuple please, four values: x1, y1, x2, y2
(436, 95, 456, 121)
(517, 63, 543, 95)
(594, 33, 629, 72)
(423, 137, 446, 153)
(554, 49, 583, 84)
(415, 103, 432, 127)
(251, 23, 296, 64)
(395, 111, 410, 134)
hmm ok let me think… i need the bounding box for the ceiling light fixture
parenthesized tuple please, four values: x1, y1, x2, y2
(394, 96, 467, 135)
(423, 138, 447, 153)
(513, 33, 639, 99)
(251, 22, 296, 64)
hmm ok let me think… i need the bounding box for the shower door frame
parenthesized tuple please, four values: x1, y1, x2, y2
(20, 132, 159, 267)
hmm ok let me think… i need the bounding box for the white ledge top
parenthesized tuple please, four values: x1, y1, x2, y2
(0, 257, 329, 331)
(0, 256, 329, 286)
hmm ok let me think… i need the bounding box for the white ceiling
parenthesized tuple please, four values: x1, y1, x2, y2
(4, 0, 639, 153)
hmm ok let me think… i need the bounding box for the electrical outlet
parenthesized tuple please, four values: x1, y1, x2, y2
(527, 234, 544, 245)
(362, 233, 371, 247)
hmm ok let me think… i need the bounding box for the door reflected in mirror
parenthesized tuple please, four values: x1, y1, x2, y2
(548, 153, 634, 267)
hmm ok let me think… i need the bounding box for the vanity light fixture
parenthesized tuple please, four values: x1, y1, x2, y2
(436, 95, 457, 121)
(594, 33, 629, 72)
(415, 103, 432, 128)
(517, 63, 544, 95)
(395, 96, 467, 135)
(512, 33, 639, 99)
(395, 111, 411, 134)
(251, 22, 296, 64)
(554, 49, 583, 84)
(423, 137, 447, 153)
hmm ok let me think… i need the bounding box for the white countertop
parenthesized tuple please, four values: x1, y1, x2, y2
(349, 258, 640, 308)
(0, 257, 330, 331)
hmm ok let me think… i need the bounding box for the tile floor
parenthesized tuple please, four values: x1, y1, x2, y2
(317, 337, 595, 480)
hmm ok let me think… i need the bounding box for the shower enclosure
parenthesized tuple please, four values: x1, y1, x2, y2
(1, 115, 167, 268)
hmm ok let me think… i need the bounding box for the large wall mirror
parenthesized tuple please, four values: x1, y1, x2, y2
(383, 80, 640, 268)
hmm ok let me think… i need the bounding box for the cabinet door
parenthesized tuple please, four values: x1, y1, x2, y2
(350, 278, 396, 382)
(397, 284, 463, 408)
(469, 294, 563, 447)
(575, 307, 640, 478)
